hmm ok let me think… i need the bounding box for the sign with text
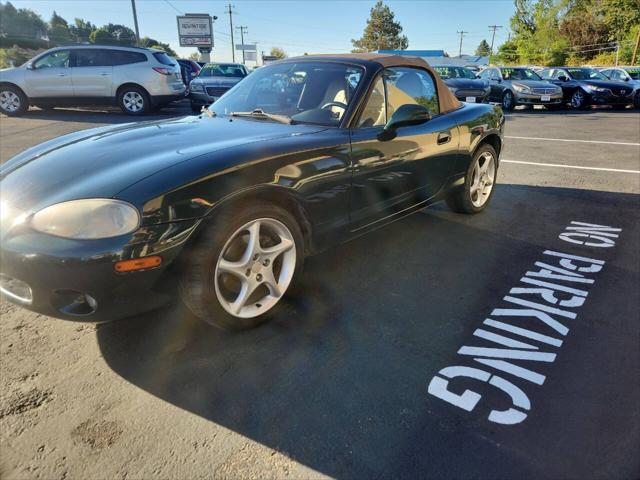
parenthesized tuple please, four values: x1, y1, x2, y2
(235, 44, 256, 51)
(177, 15, 213, 47)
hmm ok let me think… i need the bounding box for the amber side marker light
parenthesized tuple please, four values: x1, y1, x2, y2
(114, 256, 162, 273)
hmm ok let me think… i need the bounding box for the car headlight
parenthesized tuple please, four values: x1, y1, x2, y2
(31, 199, 140, 239)
(584, 85, 608, 93)
(512, 83, 531, 93)
(190, 83, 204, 92)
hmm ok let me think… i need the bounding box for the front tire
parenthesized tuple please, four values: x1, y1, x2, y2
(570, 89, 588, 109)
(0, 85, 28, 116)
(502, 90, 515, 111)
(179, 203, 305, 330)
(446, 144, 498, 214)
(117, 86, 150, 115)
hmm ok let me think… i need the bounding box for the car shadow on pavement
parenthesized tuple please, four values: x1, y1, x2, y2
(16, 102, 192, 124)
(96, 184, 640, 479)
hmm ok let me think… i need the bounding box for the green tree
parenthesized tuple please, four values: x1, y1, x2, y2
(139, 36, 177, 56)
(351, 0, 408, 52)
(270, 47, 287, 59)
(495, 39, 520, 64)
(475, 39, 491, 56)
(0, 1, 49, 49)
(69, 18, 96, 43)
(89, 23, 136, 45)
(48, 11, 72, 45)
(188, 51, 200, 61)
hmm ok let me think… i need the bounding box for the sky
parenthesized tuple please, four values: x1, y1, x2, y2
(10, 0, 516, 63)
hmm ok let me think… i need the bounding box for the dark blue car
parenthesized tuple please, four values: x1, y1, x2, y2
(540, 67, 635, 109)
(433, 65, 490, 103)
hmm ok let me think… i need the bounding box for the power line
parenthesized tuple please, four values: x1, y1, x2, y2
(162, 0, 183, 15)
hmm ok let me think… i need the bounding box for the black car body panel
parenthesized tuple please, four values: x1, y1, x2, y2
(442, 78, 490, 102)
(0, 54, 504, 322)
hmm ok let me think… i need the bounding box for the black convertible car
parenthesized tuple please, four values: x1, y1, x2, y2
(0, 54, 504, 330)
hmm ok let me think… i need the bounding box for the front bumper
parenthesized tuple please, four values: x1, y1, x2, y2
(0, 219, 200, 322)
(514, 92, 564, 105)
(588, 91, 634, 105)
(455, 94, 489, 103)
(150, 92, 187, 106)
(189, 88, 230, 106)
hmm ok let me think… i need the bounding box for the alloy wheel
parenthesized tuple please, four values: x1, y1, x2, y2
(214, 218, 296, 319)
(571, 90, 584, 109)
(470, 151, 496, 208)
(0, 91, 21, 113)
(502, 92, 513, 110)
(122, 91, 144, 113)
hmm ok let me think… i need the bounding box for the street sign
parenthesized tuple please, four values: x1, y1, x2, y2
(235, 44, 256, 51)
(177, 15, 213, 48)
(245, 51, 257, 62)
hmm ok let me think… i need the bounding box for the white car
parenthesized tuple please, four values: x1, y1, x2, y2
(0, 45, 185, 116)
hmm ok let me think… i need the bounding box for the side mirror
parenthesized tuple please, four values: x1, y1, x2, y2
(26, 63, 34, 70)
(623, 76, 630, 82)
(378, 104, 431, 141)
(558, 76, 568, 82)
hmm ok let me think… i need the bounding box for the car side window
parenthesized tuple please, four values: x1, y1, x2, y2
(385, 67, 439, 117)
(540, 69, 551, 79)
(110, 50, 147, 66)
(34, 50, 70, 69)
(491, 69, 501, 81)
(73, 49, 110, 68)
(357, 76, 386, 128)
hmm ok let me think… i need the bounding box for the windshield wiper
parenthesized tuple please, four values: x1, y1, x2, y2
(230, 108, 293, 125)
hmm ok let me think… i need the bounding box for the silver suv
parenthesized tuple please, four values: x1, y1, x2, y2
(0, 45, 185, 116)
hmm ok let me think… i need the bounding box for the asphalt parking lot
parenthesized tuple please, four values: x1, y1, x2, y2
(1, 103, 639, 479)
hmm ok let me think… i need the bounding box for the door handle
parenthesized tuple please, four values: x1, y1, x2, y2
(437, 131, 451, 145)
(100, 72, 110, 76)
(58, 73, 66, 76)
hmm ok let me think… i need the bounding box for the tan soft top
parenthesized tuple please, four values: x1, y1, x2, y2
(286, 53, 462, 114)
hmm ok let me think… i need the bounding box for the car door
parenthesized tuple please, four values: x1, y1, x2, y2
(70, 49, 113, 98)
(24, 49, 73, 98)
(349, 68, 460, 230)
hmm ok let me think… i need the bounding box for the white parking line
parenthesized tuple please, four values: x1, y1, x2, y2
(501, 159, 640, 174)
(505, 136, 640, 147)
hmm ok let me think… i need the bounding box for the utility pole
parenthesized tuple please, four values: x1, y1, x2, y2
(130, 0, 140, 44)
(457, 30, 468, 57)
(632, 29, 640, 65)
(226, 3, 235, 62)
(488, 25, 502, 57)
(236, 25, 248, 64)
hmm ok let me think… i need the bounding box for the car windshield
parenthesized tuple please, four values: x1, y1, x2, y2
(624, 68, 640, 80)
(209, 62, 364, 126)
(501, 68, 541, 81)
(433, 66, 476, 79)
(199, 64, 247, 78)
(567, 68, 607, 80)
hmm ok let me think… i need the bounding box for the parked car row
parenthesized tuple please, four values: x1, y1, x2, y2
(473, 64, 639, 111)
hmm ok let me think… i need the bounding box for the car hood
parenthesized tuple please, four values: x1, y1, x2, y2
(0, 116, 326, 214)
(443, 78, 488, 89)
(579, 79, 630, 89)
(192, 76, 243, 87)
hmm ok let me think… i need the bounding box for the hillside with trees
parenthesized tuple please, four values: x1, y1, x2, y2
(496, 0, 640, 65)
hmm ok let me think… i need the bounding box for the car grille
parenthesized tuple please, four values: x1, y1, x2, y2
(610, 87, 632, 96)
(206, 87, 230, 97)
(532, 87, 556, 94)
(456, 89, 485, 97)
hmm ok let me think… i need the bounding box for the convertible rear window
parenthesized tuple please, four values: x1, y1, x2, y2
(209, 62, 364, 126)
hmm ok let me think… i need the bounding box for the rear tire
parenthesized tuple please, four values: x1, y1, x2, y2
(117, 86, 150, 115)
(179, 203, 305, 330)
(446, 144, 498, 214)
(0, 85, 28, 116)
